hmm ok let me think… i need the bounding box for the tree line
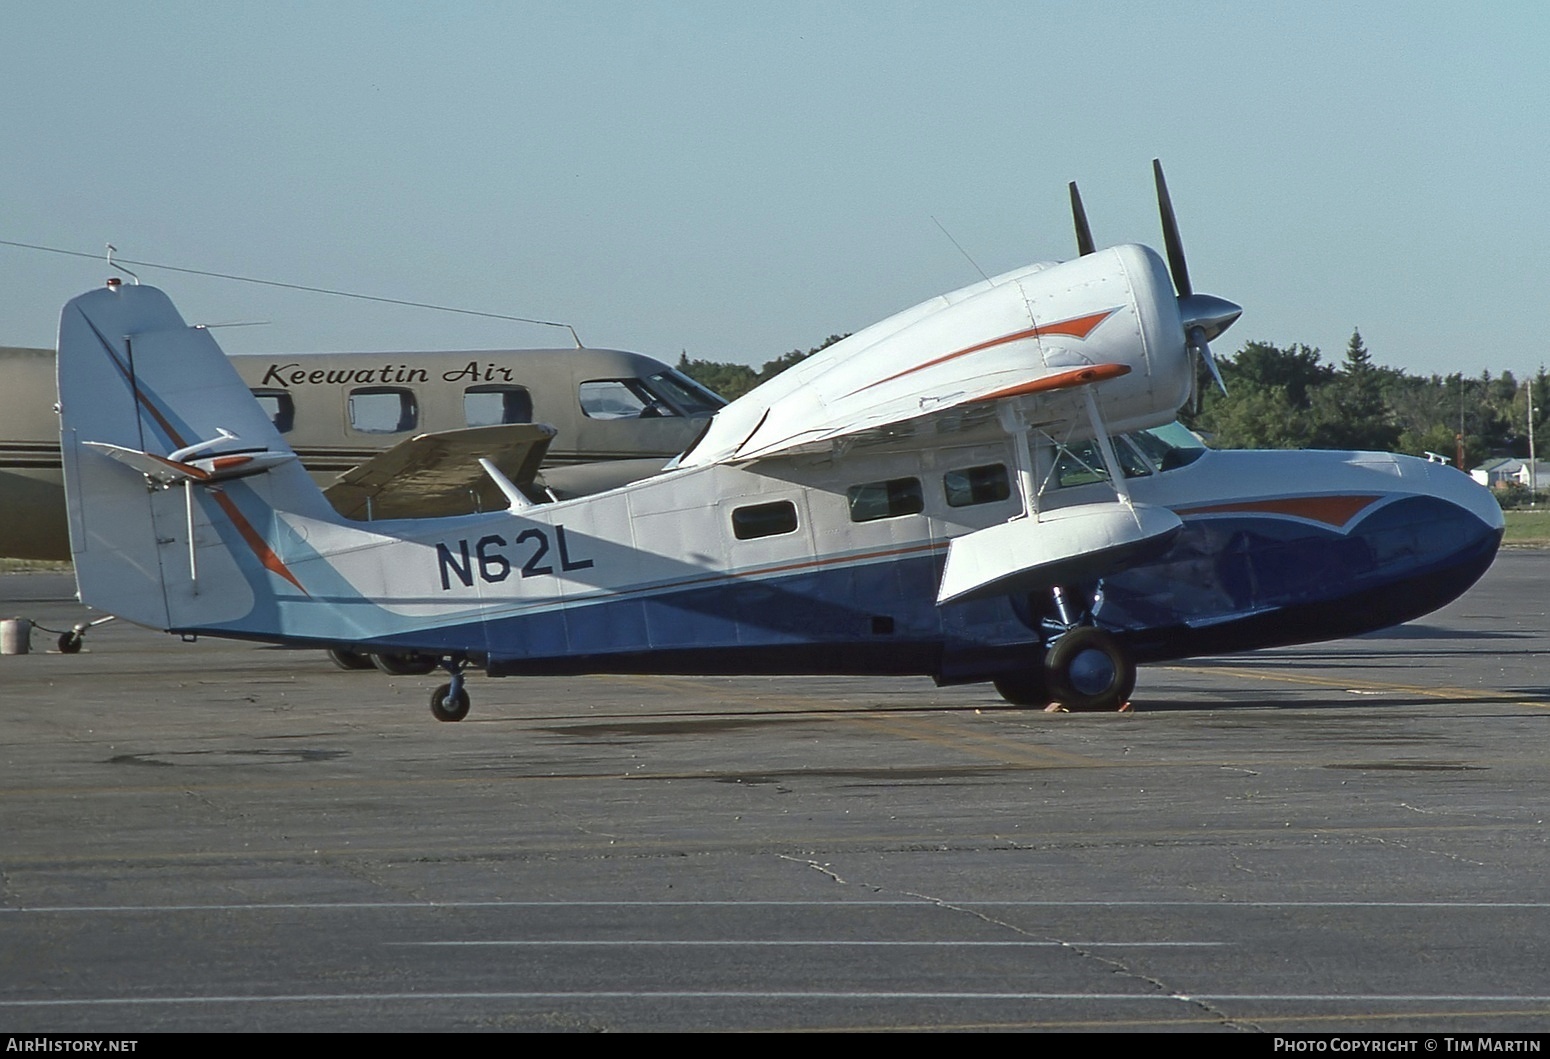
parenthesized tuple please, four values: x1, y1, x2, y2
(677, 329, 1548, 473)
(1181, 331, 1546, 472)
(676, 334, 849, 401)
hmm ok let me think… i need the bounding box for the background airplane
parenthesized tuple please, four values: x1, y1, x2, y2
(51, 166, 1504, 718)
(0, 341, 724, 561)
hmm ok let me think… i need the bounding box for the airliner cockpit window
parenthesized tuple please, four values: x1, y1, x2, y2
(464, 385, 533, 427)
(579, 379, 678, 420)
(647, 370, 726, 415)
(348, 387, 418, 434)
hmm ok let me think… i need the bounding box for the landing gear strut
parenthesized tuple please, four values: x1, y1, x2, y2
(56, 615, 116, 654)
(995, 583, 1136, 711)
(430, 658, 472, 722)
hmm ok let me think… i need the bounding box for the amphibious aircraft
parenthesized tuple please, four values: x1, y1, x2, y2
(2, 342, 721, 562)
(54, 163, 1503, 718)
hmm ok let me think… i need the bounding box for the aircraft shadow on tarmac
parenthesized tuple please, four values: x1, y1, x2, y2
(1133, 693, 1546, 713)
(1354, 623, 1530, 641)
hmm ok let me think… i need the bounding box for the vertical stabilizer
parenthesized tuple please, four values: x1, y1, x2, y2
(58, 283, 336, 631)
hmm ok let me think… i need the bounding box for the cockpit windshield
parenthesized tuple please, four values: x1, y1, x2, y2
(1045, 422, 1207, 490)
(1124, 421, 1208, 471)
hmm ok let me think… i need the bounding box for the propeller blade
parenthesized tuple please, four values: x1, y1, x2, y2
(1187, 347, 1203, 415)
(1069, 181, 1095, 257)
(1190, 328, 1229, 398)
(1153, 158, 1193, 298)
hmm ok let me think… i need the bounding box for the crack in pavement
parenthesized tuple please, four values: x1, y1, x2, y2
(782, 849, 1262, 1031)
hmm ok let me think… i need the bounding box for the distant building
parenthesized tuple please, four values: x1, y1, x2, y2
(1471, 457, 1550, 490)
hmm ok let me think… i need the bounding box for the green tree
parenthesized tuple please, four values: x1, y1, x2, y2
(1188, 340, 1332, 446)
(1224, 340, 1333, 408)
(677, 334, 850, 401)
(675, 353, 757, 401)
(1201, 385, 1316, 449)
(1308, 329, 1400, 450)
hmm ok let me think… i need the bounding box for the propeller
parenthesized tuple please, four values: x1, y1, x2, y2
(1069, 181, 1095, 257)
(1151, 158, 1241, 410)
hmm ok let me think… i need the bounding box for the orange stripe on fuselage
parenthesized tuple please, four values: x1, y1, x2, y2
(1176, 494, 1382, 529)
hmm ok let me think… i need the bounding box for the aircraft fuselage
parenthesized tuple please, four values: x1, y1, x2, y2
(147, 425, 1502, 687)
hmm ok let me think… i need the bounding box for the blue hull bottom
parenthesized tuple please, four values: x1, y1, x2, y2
(472, 498, 1502, 684)
(188, 495, 1497, 689)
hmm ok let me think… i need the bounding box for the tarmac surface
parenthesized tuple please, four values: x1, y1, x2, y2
(1, 551, 1547, 1033)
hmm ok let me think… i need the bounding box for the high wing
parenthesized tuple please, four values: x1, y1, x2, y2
(323, 423, 556, 521)
(677, 245, 1192, 469)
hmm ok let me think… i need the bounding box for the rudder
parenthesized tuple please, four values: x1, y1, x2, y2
(58, 281, 335, 631)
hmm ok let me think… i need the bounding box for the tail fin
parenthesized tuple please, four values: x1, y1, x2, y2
(58, 282, 337, 631)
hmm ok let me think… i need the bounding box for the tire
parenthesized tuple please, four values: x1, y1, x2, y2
(430, 683, 471, 722)
(1044, 627, 1135, 712)
(371, 650, 440, 676)
(326, 646, 376, 671)
(57, 631, 83, 654)
(992, 670, 1052, 707)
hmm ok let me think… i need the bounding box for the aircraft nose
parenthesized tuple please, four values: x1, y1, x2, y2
(1415, 459, 1505, 533)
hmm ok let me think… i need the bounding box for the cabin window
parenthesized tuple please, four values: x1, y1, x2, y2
(348, 387, 418, 434)
(251, 389, 295, 434)
(847, 477, 924, 522)
(579, 379, 676, 420)
(464, 385, 533, 427)
(732, 500, 799, 540)
(943, 464, 1010, 507)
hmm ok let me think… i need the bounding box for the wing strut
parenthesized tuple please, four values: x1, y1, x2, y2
(1080, 388, 1133, 507)
(997, 401, 1041, 520)
(996, 381, 1133, 523)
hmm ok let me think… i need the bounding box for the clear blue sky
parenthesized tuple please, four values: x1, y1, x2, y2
(3, 1, 1546, 379)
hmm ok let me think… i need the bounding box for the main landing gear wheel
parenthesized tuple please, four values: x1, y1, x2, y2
(992, 671, 1052, 707)
(326, 646, 376, 671)
(371, 650, 440, 676)
(430, 683, 471, 722)
(1045, 627, 1135, 712)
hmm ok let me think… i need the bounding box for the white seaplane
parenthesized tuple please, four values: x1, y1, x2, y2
(55, 164, 1503, 719)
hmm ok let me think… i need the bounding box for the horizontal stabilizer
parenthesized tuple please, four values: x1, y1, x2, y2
(936, 501, 1182, 604)
(324, 422, 557, 520)
(85, 440, 296, 485)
